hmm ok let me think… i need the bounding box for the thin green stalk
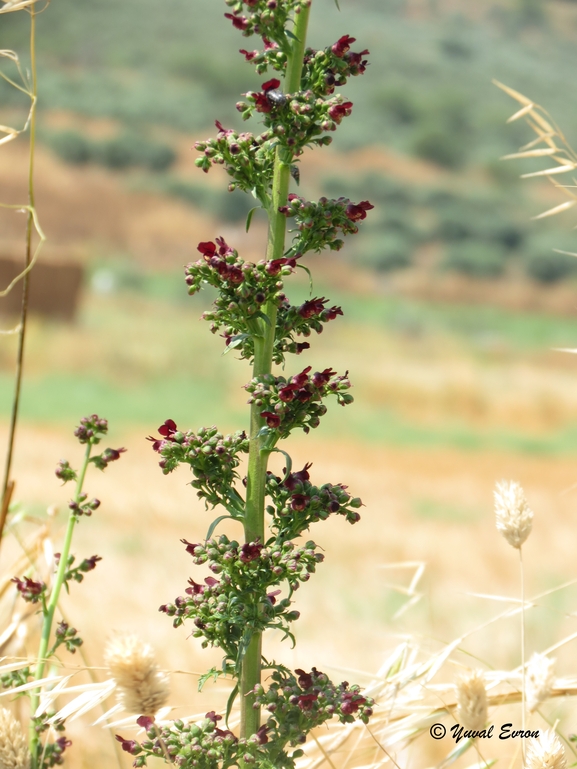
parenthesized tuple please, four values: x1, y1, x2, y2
(240, 3, 312, 741)
(29, 444, 92, 769)
(1, 5, 38, 537)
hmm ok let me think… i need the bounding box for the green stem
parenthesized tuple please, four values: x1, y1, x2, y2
(240, 2, 312, 742)
(29, 443, 92, 769)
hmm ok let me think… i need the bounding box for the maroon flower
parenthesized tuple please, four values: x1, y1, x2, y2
(298, 297, 327, 318)
(206, 711, 222, 724)
(215, 120, 235, 137)
(82, 554, 102, 571)
(224, 12, 249, 30)
(312, 368, 336, 388)
(328, 101, 354, 123)
(12, 576, 45, 602)
(260, 411, 281, 428)
(56, 736, 72, 752)
(296, 388, 312, 403)
(115, 735, 139, 755)
(101, 447, 126, 463)
(239, 48, 258, 61)
(265, 255, 299, 275)
(297, 692, 318, 710)
(295, 667, 321, 689)
(341, 692, 366, 715)
(267, 589, 281, 605)
(262, 78, 281, 92)
(321, 305, 343, 321)
(186, 578, 205, 596)
(290, 366, 312, 388)
(278, 386, 296, 402)
(159, 419, 178, 438)
(345, 200, 374, 222)
(198, 241, 217, 258)
(284, 462, 312, 490)
(136, 715, 155, 730)
(181, 539, 200, 556)
(252, 91, 272, 113)
(346, 48, 370, 74)
(294, 342, 311, 354)
(204, 576, 220, 588)
(332, 35, 356, 57)
(254, 724, 270, 744)
(240, 541, 263, 563)
(291, 494, 309, 511)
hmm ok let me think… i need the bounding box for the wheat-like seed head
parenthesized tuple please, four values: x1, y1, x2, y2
(104, 634, 170, 717)
(526, 653, 555, 713)
(494, 480, 533, 549)
(0, 708, 29, 769)
(525, 730, 567, 769)
(456, 669, 487, 731)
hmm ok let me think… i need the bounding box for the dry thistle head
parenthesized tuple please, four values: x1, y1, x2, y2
(0, 708, 29, 769)
(526, 653, 555, 713)
(104, 634, 170, 717)
(456, 669, 487, 731)
(494, 480, 533, 549)
(525, 730, 567, 769)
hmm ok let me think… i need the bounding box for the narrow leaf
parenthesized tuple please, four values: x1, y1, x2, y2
(532, 200, 577, 219)
(254, 311, 271, 326)
(297, 263, 314, 294)
(223, 333, 250, 355)
(493, 79, 533, 106)
(245, 206, 260, 233)
(225, 684, 239, 727)
(198, 668, 221, 693)
(271, 448, 292, 480)
(206, 515, 234, 540)
(334, 0, 341, 8)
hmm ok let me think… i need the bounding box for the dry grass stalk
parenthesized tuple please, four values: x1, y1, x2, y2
(494, 480, 533, 549)
(104, 635, 169, 717)
(0, 707, 29, 769)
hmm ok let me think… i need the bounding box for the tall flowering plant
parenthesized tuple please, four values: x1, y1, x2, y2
(125, 1, 375, 765)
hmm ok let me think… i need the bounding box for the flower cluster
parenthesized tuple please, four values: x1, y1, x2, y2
(31, 715, 70, 768)
(67, 493, 101, 518)
(245, 366, 352, 439)
(236, 80, 351, 155)
(159, 534, 323, 662)
(301, 37, 370, 97)
(11, 576, 46, 604)
(50, 621, 83, 656)
(253, 667, 374, 749)
(55, 553, 102, 589)
(194, 124, 274, 204)
(73, 414, 108, 445)
(224, 0, 311, 49)
(266, 462, 362, 539)
(280, 193, 374, 257)
(148, 421, 248, 514)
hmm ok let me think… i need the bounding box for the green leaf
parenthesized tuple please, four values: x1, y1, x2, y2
(334, 0, 341, 9)
(286, 29, 299, 42)
(225, 684, 239, 727)
(206, 515, 236, 540)
(254, 311, 271, 327)
(271, 448, 292, 480)
(197, 667, 221, 693)
(245, 206, 261, 233)
(223, 333, 250, 355)
(257, 426, 271, 439)
(297, 263, 313, 295)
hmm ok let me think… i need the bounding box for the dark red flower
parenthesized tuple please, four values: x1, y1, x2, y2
(56, 736, 72, 752)
(267, 589, 281, 605)
(278, 386, 297, 402)
(254, 724, 270, 744)
(312, 368, 336, 387)
(265, 255, 298, 275)
(290, 366, 312, 388)
(240, 541, 263, 563)
(345, 200, 374, 222)
(260, 411, 281, 428)
(186, 579, 205, 596)
(102, 447, 126, 463)
(239, 48, 258, 61)
(115, 735, 139, 755)
(198, 241, 217, 258)
(204, 576, 220, 588)
(215, 120, 235, 137)
(158, 419, 178, 438)
(299, 297, 327, 319)
(285, 463, 312, 490)
(328, 101, 354, 123)
(181, 539, 200, 556)
(346, 49, 370, 74)
(224, 12, 249, 30)
(341, 692, 366, 715)
(205, 711, 222, 724)
(291, 494, 309, 511)
(136, 716, 155, 730)
(321, 305, 343, 321)
(82, 554, 102, 571)
(262, 78, 281, 91)
(296, 388, 312, 403)
(295, 668, 316, 689)
(332, 35, 356, 57)
(12, 576, 45, 601)
(294, 342, 310, 354)
(297, 692, 318, 710)
(252, 91, 272, 113)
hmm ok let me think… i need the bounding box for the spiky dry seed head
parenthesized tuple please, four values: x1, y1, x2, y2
(525, 730, 567, 769)
(526, 653, 555, 713)
(0, 708, 30, 769)
(456, 670, 487, 731)
(104, 634, 169, 716)
(494, 480, 533, 549)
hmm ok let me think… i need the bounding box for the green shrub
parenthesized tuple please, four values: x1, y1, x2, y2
(411, 126, 468, 169)
(523, 233, 577, 283)
(358, 232, 414, 272)
(442, 242, 507, 278)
